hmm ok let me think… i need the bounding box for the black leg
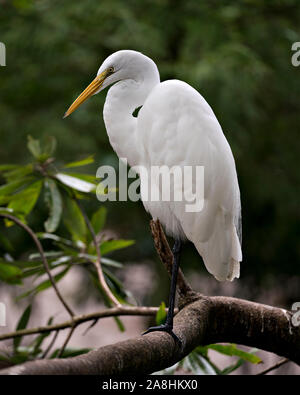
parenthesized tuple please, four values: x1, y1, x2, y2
(143, 239, 182, 343)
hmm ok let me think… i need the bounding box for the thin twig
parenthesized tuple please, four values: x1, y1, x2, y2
(57, 326, 76, 358)
(74, 199, 121, 307)
(0, 213, 75, 318)
(0, 306, 167, 341)
(257, 358, 290, 375)
(41, 330, 59, 359)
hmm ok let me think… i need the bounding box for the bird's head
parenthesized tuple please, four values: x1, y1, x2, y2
(63, 50, 159, 118)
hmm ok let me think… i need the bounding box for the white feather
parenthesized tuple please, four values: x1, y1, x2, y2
(100, 50, 242, 282)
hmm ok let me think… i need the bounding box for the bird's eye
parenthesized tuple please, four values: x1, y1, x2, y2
(108, 67, 114, 74)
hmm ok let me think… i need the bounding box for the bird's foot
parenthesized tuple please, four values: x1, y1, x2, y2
(142, 324, 181, 344)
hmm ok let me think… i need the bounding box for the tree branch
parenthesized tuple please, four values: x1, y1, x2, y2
(1, 295, 299, 374)
(0, 306, 164, 341)
(257, 358, 289, 375)
(74, 199, 121, 307)
(57, 326, 76, 358)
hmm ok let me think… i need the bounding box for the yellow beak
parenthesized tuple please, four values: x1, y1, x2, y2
(63, 70, 109, 118)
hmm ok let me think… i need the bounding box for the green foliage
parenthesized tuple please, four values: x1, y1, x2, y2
(0, 260, 23, 284)
(0, 136, 134, 301)
(100, 240, 135, 255)
(44, 179, 63, 233)
(50, 348, 91, 359)
(155, 301, 167, 326)
(157, 344, 261, 375)
(14, 305, 32, 350)
(0, 135, 100, 230)
(91, 207, 107, 235)
(199, 343, 262, 365)
(62, 196, 87, 242)
(0, 137, 136, 362)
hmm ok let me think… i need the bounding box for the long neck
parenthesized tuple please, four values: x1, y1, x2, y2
(103, 69, 160, 167)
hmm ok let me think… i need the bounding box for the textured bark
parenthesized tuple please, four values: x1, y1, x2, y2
(1, 294, 299, 375)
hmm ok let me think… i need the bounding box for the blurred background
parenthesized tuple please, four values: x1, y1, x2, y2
(0, 0, 299, 374)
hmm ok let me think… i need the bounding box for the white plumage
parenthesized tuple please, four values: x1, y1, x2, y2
(65, 50, 242, 282)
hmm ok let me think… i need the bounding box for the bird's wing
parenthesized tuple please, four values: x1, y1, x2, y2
(137, 80, 242, 281)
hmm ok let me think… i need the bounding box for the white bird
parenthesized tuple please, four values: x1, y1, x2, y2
(64, 50, 242, 340)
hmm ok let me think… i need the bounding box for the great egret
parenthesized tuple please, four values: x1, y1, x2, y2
(64, 50, 242, 341)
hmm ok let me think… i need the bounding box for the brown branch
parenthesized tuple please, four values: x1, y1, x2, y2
(41, 331, 59, 359)
(1, 295, 299, 374)
(74, 199, 121, 307)
(0, 306, 164, 341)
(57, 326, 76, 358)
(0, 213, 75, 318)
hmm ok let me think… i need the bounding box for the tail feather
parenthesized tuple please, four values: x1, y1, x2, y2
(194, 216, 242, 282)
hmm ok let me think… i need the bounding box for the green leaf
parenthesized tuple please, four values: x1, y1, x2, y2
(185, 352, 217, 375)
(0, 196, 11, 205)
(32, 317, 54, 355)
(101, 257, 123, 268)
(0, 262, 23, 284)
(8, 180, 42, 217)
(3, 165, 33, 183)
(29, 251, 63, 260)
(43, 136, 57, 157)
(91, 206, 107, 234)
(50, 347, 91, 359)
(64, 155, 94, 169)
(206, 344, 262, 364)
(0, 258, 41, 269)
(44, 179, 63, 233)
(63, 172, 97, 184)
(56, 173, 95, 193)
(0, 352, 12, 364)
(37, 232, 74, 247)
(0, 177, 34, 196)
(100, 239, 135, 255)
(62, 196, 87, 242)
(89, 267, 127, 305)
(0, 233, 14, 252)
(22, 266, 44, 278)
(195, 345, 209, 358)
(14, 305, 32, 350)
(27, 135, 41, 159)
(114, 317, 125, 332)
(220, 358, 245, 375)
(0, 165, 19, 172)
(33, 267, 70, 294)
(17, 267, 70, 299)
(155, 301, 167, 325)
(102, 268, 126, 297)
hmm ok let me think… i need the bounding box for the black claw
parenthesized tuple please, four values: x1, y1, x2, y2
(142, 324, 181, 345)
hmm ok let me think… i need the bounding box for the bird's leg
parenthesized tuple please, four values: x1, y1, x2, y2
(143, 239, 182, 343)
